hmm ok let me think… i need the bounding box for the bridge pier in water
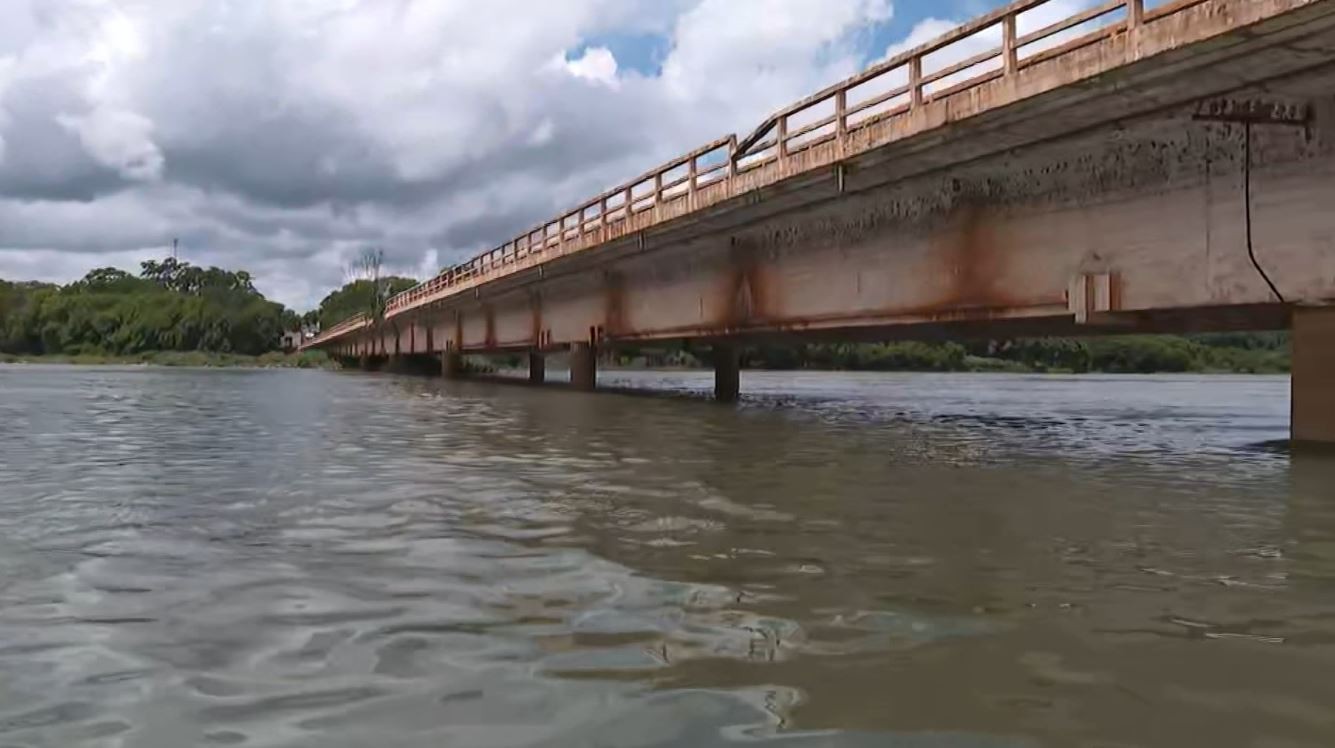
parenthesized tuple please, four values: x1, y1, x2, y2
(1293, 307, 1335, 446)
(528, 352, 545, 384)
(569, 344, 597, 391)
(441, 350, 463, 380)
(712, 343, 740, 404)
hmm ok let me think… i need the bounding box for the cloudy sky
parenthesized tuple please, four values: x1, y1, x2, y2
(0, 0, 1066, 311)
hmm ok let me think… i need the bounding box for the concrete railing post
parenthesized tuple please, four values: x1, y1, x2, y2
(1003, 13, 1018, 76)
(835, 89, 848, 158)
(1127, 0, 1143, 27)
(909, 55, 924, 108)
(1126, 0, 1144, 59)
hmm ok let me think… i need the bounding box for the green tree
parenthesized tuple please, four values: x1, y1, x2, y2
(315, 277, 418, 330)
(0, 259, 292, 357)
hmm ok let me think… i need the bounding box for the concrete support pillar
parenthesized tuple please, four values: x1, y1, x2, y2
(1288, 452, 1335, 580)
(1293, 307, 1335, 445)
(442, 350, 464, 380)
(528, 352, 546, 384)
(713, 343, 740, 403)
(569, 343, 596, 391)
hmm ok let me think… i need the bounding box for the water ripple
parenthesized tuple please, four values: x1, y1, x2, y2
(0, 365, 1332, 746)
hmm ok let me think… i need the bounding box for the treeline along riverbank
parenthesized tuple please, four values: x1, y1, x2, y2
(1, 260, 293, 357)
(604, 333, 1291, 375)
(740, 334, 1291, 374)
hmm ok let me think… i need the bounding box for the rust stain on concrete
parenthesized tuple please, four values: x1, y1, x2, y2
(530, 293, 544, 347)
(603, 272, 627, 339)
(484, 305, 497, 349)
(930, 205, 1020, 313)
(716, 238, 771, 333)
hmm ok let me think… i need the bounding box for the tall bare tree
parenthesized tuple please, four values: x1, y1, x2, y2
(346, 247, 391, 322)
(346, 247, 398, 355)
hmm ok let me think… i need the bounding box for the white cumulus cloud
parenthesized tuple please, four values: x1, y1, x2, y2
(563, 46, 620, 87)
(57, 106, 163, 180)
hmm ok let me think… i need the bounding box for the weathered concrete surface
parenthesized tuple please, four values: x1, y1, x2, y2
(1294, 307, 1335, 445)
(317, 0, 1335, 353)
(410, 84, 1334, 351)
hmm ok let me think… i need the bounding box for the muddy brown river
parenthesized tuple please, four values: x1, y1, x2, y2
(1, 365, 1331, 747)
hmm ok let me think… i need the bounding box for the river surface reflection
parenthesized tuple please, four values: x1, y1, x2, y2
(1, 365, 1332, 747)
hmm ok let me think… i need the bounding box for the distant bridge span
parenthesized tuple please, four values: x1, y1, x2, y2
(306, 0, 1335, 444)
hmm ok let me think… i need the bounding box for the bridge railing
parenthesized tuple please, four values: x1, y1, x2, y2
(378, 0, 1203, 322)
(732, 0, 1189, 165)
(299, 312, 369, 350)
(385, 134, 736, 315)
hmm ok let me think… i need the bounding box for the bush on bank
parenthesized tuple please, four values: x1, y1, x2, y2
(740, 334, 1290, 374)
(1, 260, 292, 357)
(0, 349, 337, 369)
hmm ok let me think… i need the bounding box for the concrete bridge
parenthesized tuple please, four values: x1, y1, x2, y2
(304, 0, 1335, 445)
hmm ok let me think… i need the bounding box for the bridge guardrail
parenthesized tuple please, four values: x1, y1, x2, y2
(300, 312, 369, 350)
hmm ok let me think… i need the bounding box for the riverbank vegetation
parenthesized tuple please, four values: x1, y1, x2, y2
(311, 276, 418, 331)
(612, 333, 1291, 375)
(1, 260, 294, 357)
(0, 349, 336, 369)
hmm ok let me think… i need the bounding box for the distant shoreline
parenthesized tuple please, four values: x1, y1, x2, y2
(3, 336, 1290, 377)
(0, 350, 336, 369)
(1, 356, 1289, 376)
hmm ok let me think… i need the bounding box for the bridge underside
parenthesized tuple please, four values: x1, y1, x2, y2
(326, 1, 1335, 443)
